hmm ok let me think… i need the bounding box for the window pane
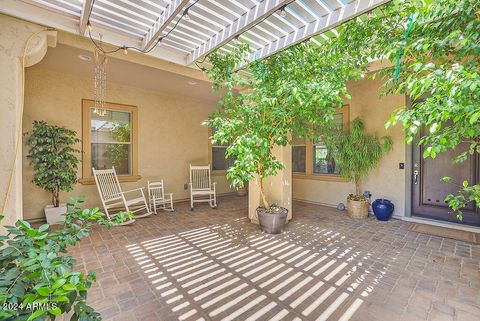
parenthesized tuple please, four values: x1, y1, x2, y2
(292, 146, 306, 173)
(91, 143, 131, 175)
(333, 113, 344, 128)
(91, 109, 131, 143)
(212, 147, 235, 171)
(313, 145, 339, 175)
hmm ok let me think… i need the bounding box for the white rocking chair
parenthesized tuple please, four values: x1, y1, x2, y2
(93, 167, 152, 224)
(189, 164, 217, 210)
(148, 180, 174, 213)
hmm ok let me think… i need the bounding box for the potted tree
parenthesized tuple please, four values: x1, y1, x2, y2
(204, 43, 363, 233)
(25, 120, 80, 224)
(324, 117, 393, 218)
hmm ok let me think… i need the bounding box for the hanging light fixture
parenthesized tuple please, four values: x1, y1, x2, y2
(279, 6, 287, 18)
(93, 36, 108, 117)
(183, 8, 190, 21)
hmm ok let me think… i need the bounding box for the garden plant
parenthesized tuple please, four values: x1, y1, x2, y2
(0, 197, 132, 321)
(24, 121, 80, 208)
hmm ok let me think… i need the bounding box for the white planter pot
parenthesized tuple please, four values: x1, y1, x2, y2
(44, 204, 67, 225)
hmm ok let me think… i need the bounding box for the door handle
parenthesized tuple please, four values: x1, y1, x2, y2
(413, 170, 419, 184)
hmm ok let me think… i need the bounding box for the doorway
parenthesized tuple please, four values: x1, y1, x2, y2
(411, 135, 480, 226)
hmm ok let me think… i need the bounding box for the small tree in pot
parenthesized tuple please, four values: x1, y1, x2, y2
(25, 120, 80, 224)
(204, 42, 365, 233)
(324, 117, 393, 218)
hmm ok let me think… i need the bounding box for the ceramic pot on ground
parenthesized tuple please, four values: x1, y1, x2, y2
(372, 199, 394, 221)
(256, 206, 288, 234)
(236, 187, 247, 197)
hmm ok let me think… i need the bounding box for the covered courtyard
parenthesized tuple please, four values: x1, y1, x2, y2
(67, 197, 479, 321)
(1, 0, 479, 320)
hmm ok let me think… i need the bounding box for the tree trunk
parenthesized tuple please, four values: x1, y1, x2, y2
(258, 178, 270, 210)
(355, 178, 361, 196)
(52, 186, 60, 207)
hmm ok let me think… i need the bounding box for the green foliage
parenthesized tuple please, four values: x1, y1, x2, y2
(0, 196, 130, 321)
(443, 179, 480, 221)
(377, 0, 480, 219)
(205, 0, 478, 218)
(105, 123, 130, 169)
(205, 29, 367, 208)
(24, 121, 80, 207)
(324, 117, 393, 196)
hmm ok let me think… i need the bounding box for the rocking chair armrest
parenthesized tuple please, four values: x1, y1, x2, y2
(121, 188, 144, 195)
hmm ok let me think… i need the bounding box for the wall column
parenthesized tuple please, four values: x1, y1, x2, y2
(248, 145, 292, 224)
(0, 14, 56, 228)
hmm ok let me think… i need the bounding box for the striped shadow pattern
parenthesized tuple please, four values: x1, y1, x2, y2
(126, 218, 387, 321)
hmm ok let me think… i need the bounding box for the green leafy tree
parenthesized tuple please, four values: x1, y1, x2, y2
(205, 0, 478, 219)
(0, 196, 133, 321)
(204, 41, 365, 210)
(324, 117, 393, 197)
(380, 0, 480, 219)
(24, 121, 80, 207)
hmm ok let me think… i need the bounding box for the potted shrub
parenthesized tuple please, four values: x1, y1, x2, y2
(204, 43, 360, 233)
(0, 196, 132, 321)
(325, 117, 393, 219)
(25, 120, 80, 224)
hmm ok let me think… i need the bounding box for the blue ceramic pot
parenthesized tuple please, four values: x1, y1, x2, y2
(372, 199, 394, 221)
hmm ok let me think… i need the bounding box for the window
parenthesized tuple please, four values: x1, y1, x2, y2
(209, 128, 234, 173)
(80, 99, 139, 184)
(292, 137, 306, 173)
(312, 113, 344, 175)
(292, 105, 349, 181)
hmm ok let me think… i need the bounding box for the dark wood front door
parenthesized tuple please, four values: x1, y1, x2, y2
(412, 137, 480, 226)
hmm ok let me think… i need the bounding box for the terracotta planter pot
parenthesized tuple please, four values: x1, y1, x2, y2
(236, 187, 247, 197)
(347, 198, 369, 219)
(256, 206, 288, 234)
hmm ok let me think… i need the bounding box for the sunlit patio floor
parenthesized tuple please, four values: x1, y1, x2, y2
(67, 196, 480, 321)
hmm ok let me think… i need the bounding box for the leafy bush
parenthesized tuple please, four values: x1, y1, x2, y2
(24, 121, 80, 207)
(324, 117, 393, 198)
(0, 197, 131, 321)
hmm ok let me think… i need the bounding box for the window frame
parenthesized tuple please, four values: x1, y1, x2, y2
(293, 105, 350, 182)
(208, 127, 230, 176)
(79, 99, 140, 185)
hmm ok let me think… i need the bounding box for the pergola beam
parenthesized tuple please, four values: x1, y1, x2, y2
(142, 0, 190, 50)
(186, 0, 290, 65)
(248, 0, 389, 62)
(79, 0, 94, 35)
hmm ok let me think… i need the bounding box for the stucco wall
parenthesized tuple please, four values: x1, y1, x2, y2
(23, 67, 232, 221)
(293, 78, 407, 217)
(0, 14, 56, 228)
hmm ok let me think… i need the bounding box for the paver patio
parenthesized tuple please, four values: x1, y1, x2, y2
(68, 196, 480, 321)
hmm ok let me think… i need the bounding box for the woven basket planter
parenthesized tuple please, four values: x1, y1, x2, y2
(347, 198, 369, 219)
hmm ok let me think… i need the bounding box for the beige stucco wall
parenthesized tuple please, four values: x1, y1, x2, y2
(0, 14, 57, 229)
(293, 78, 407, 217)
(23, 67, 232, 221)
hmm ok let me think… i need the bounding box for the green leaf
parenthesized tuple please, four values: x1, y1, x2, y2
(49, 307, 62, 316)
(36, 287, 50, 296)
(27, 309, 46, 321)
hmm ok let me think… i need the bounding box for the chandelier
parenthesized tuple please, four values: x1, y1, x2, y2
(93, 44, 108, 116)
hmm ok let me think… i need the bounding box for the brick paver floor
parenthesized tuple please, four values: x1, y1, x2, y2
(68, 196, 480, 321)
